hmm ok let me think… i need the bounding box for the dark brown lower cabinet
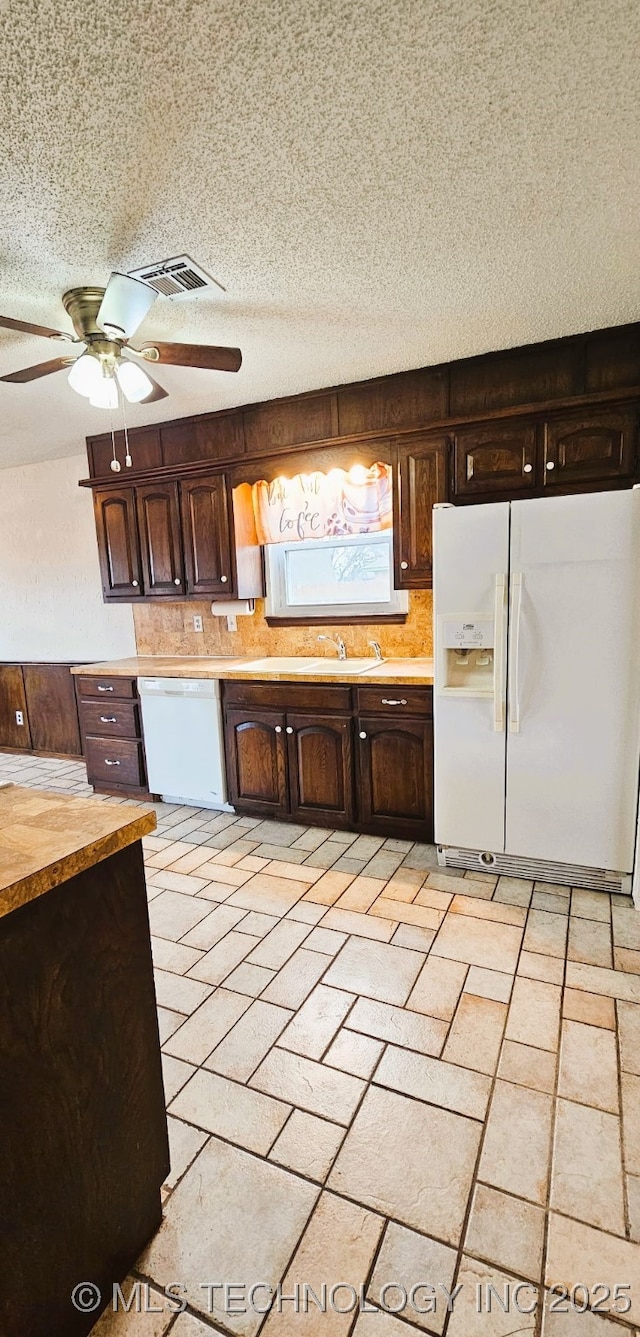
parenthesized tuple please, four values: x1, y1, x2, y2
(0, 663, 83, 757)
(287, 713, 354, 827)
(222, 680, 433, 838)
(0, 665, 31, 750)
(75, 674, 153, 798)
(356, 714, 433, 839)
(224, 709, 288, 816)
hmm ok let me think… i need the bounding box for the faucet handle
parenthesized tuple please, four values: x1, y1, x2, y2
(368, 639, 383, 662)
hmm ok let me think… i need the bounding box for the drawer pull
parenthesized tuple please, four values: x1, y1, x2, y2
(100, 716, 117, 724)
(381, 698, 408, 706)
(97, 684, 114, 692)
(104, 758, 121, 766)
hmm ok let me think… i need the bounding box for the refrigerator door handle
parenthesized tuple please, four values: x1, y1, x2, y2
(508, 571, 524, 732)
(493, 573, 507, 732)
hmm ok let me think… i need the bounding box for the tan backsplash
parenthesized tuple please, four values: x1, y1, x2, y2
(133, 589, 433, 659)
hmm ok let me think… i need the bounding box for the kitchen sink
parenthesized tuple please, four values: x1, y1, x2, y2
(233, 656, 383, 675)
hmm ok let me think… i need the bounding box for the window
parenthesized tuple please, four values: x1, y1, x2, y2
(264, 531, 408, 621)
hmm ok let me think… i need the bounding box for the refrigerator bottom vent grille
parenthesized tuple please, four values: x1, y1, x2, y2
(438, 847, 631, 896)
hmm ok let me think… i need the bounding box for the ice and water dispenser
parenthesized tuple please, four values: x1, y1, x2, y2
(437, 615, 496, 695)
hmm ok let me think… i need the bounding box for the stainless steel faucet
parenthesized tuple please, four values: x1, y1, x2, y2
(368, 640, 383, 661)
(318, 634, 347, 660)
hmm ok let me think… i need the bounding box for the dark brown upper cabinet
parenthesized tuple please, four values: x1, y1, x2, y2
(180, 474, 234, 597)
(136, 482, 185, 597)
(451, 420, 537, 499)
(93, 488, 143, 600)
(542, 406, 638, 487)
(394, 433, 448, 588)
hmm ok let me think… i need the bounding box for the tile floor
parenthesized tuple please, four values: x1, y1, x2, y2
(2, 750, 640, 1335)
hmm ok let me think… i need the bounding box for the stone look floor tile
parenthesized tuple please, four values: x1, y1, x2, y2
(558, 1019, 619, 1112)
(348, 995, 447, 1055)
(517, 950, 565, 985)
(323, 936, 424, 1005)
(443, 993, 507, 1074)
(370, 897, 443, 931)
(426, 870, 492, 898)
(227, 875, 306, 916)
(493, 875, 533, 907)
(148, 890, 213, 941)
(169, 1068, 291, 1154)
(562, 987, 616, 1029)
(498, 1040, 556, 1094)
(379, 867, 425, 902)
(153, 968, 213, 1015)
(465, 966, 513, 1003)
(465, 1182, 545, 1282)
(320, 907, 396, 941)
(432, 913, 523, 973)
(165, 1115, 209, 1191)
(187, 931, 260, 985)
(367, 1221, 458, 1334)
(140, 1137, 318, 1337)
(286, 901, 327, 925)
(147, 869, 211, 896)
(414, 884, 453, 911)
(545, 1213, 640, 1328)
(446, 1256, 537, 1336)
(163, 988, 251, 1064)
(612, 905, 640, 950)
(205, 999, 293, 1082)
(391, 923, 436, 951)
(480, 1080, 553, 1205)
(532, 890, 570, 915)
(523, 910, 568, 959)
(180, 903, 248, 950)
(375, 1044, 491, 1120)
(234, 909, 279, 936)
(334, 875, 386, 912)
(450, 895, 527, 928)
(627, 1174, 640, 1241)
(261, 1191, 383, 1336)
(92, 1285, 174, 1335)
(323, 1027, 384, 1079)
(329, 1085, 481, 1245)
(246, 919, 312, 969)
(302, 870, 357, 905)
(565, 960, 640, 1002)
(568, 915, 613, 967)
(278, 984, 354, 1060)
(157, 1006, 186, 1042)
(622, 1072, 640, 1175)
(617, 1000, 640, 1073)
(614, 946, 640, 973)
(261, 947, 332, 1009)
(551, 1097, 625, 1234)
(222, 961, 276, 997)
(251, 1046, 365, 1124)
(303, 925, 347, 955)
(162, 1053, 197, 1103)
(269, 1111, 346, 1183)
(407, 955, 468, 1021)
(570, 887, 612, 922)
(151, 935, 204, 975)
(540, 1307, 634, 1336)
(505, 977, 561, 1052)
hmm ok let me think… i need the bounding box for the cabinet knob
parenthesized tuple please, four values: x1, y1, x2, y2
(523, 463, 533, 474)
(104, 758, 121, 766)
(174, 578, 181, 586)
(400, 561, 408, 570)
(286, 726, 294, 734)
(100, 716, 117, 724)
(274, 725, 282, 733)
(221, 575, 228, 583)
(546, 460, 555, 471)
(359, 730, 367, 739)
(132, 579, 139, 587)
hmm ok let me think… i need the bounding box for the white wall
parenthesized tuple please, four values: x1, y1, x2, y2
(0, 454, 136, 661)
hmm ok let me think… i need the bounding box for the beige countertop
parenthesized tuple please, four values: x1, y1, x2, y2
(0, 785, 156, 919)
(70, 655, 435, 686)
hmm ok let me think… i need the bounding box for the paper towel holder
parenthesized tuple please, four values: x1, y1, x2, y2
(210, 599, 255, 617)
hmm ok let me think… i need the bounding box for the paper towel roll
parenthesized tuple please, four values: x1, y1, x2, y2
(210, 600, 255, 617)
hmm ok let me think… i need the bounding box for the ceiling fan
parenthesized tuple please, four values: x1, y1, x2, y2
(0, 273, 242, 408)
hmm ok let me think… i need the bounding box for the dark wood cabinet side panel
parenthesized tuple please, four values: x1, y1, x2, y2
(161, 414, 245, 466)
(338, 367, 449, 436)
(450, 342, 583, 416)
(0, 666, 31, 750)
(243, 394, 334, 454)
(22, 665, 82, 756)
(88, 428, 162, 479)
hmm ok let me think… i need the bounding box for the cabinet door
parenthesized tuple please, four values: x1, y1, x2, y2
(224, 709, 289, 815)
(356, 715, 433, 839)
(22, 665, 81, 756)
(0, 666, 31, 750)
(136, 482, 184, 597)
(93, 489, 143, 599)
(452, 420, 537, 498)
(287, 713, 354, 827)
(543, 406, 638, 487)
(180, 474, 235, 597)
(394, 434, 448, 588)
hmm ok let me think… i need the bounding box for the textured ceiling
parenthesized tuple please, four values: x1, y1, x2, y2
(0, 0, 639, 468)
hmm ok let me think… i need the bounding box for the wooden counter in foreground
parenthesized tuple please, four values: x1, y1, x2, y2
(0, 786, 168, 1337)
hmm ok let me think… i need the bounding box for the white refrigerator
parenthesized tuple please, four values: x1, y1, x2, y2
(433, 489, 640, 896)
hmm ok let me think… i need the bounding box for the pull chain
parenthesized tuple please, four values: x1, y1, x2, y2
(121, 380, 133, 468)
(109, 395, 121, 472)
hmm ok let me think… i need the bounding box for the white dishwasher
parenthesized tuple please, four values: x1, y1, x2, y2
(137, 677, 232, 809)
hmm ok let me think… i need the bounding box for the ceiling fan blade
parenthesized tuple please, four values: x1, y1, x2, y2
(0, 355, 77, 383)
(97, 272, 157, 340)
(134, 340, 242, 372)
(0, 315, 75, 342)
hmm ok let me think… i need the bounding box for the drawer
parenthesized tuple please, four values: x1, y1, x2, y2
(222, 681, 353, 713)
(84, 736, 146, 788)
(355, 685, 433, 717)
(77, 675, 137, 701)
(79, 700, 140, 740)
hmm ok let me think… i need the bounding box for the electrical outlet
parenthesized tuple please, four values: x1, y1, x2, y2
(227, 613, 238, 632)
(193, 615, 204, 633)
(15, 710, 24, 726)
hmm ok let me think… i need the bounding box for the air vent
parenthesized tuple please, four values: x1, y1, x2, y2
(128, 255, 225, 300)
(438, 846, 632, 896)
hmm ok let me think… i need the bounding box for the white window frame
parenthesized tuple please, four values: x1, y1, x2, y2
(264, 531, 408, 621)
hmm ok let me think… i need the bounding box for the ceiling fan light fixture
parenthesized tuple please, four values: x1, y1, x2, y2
(115, 358, 155, 403)
(88, 372, 119, 410)
(67, 352, 102, 398)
